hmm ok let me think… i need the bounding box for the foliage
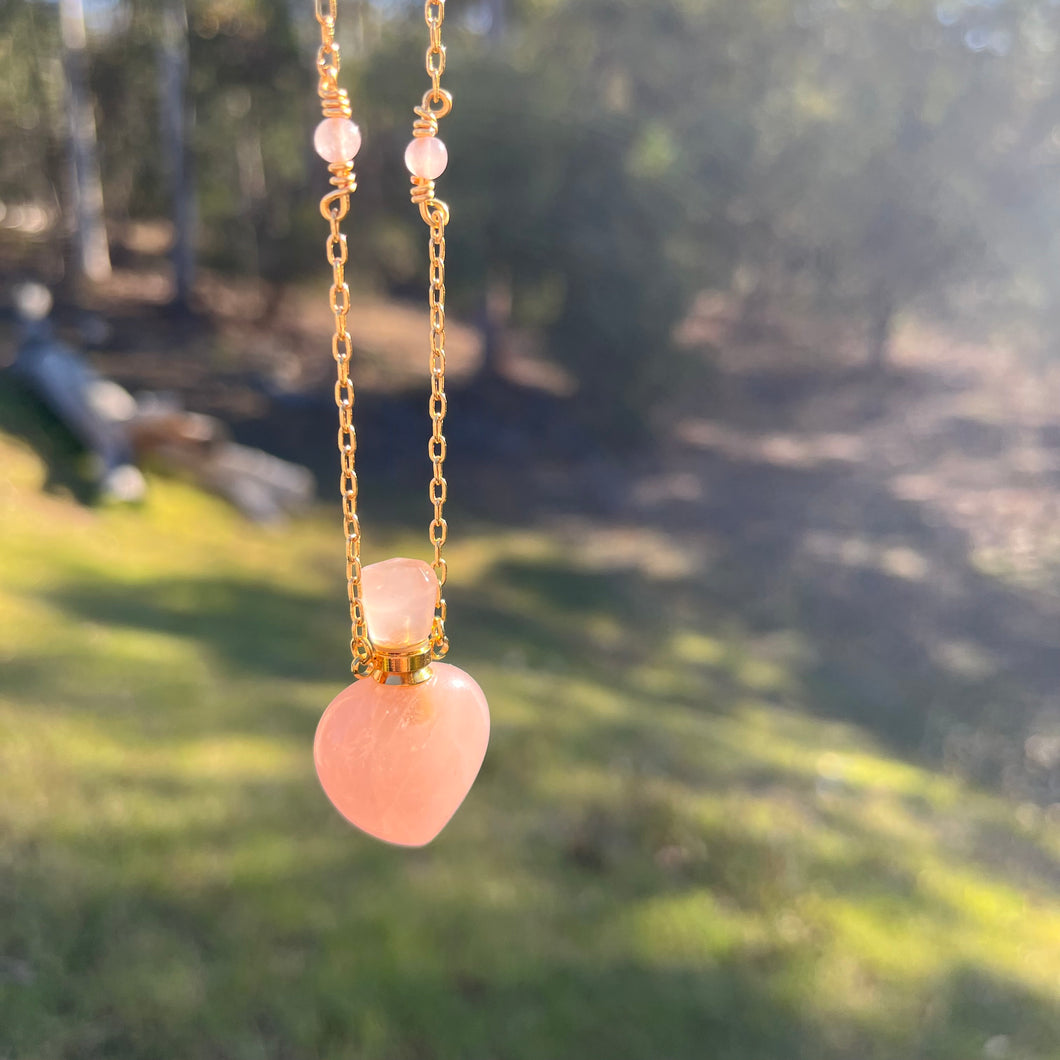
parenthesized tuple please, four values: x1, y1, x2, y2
(4, 0, 1060, 416)
(0, 0, 59, 205)
(737, 0, 1060, 354)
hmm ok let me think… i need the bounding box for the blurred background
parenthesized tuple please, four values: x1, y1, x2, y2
(2, 0, 1060, 1057)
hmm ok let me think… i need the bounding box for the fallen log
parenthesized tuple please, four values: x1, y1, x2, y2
(9, 283, 315, 520)
(129, 400, 315, 522)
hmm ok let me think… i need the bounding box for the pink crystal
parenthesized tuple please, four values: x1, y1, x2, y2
(314, 664, 490, 846)
(361, 557, 437, 650)
(314, 117, 362, 163)
(404, 136, 448, 180)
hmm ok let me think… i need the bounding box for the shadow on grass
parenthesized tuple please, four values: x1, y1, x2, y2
(44, 575, 342, 684)
(453, 363, 1060, 802)
(660, 361, 1060, 801)
(0, 372, 97, 503)
(698, 461, 1058, 796)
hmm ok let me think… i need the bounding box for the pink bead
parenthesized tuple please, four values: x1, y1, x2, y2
(404, 136, 448, 180)
(314, 663, 490, 846)
(314, 117, 362, 163)
(361, 557, 437, 651)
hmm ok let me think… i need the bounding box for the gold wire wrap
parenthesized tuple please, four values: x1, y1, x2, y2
(316, 0, 371, 674)
(412, 109, 438, 138)
(410, 175, 435, 206)
(322, 162, 357, 217)
(319, 85, 352, 119)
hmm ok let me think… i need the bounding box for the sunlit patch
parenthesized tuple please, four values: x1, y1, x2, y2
(801, 531, 931, 581)
(619, 891, 758, 965)
(670, 631, 727, 666)
(554, 519, 702, 579)
(677, 418, 867, 469)
(930, 638, 1001, 680)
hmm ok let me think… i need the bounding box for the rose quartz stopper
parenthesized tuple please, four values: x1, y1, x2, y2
(314, 117, 362, 163)
(361, 557, 437, 650)
(314, 664, 490, 846)
(404, 136, 448, 180)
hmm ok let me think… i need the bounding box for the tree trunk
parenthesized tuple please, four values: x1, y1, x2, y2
(58, 0, 111, 284)
(477, 272, 511, 380)
(474, 0, 507, 378)
(159, 0, 195, 310)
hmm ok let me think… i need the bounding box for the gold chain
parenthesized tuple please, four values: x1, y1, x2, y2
(425, 0, 446, 98)
(315, 0, 371, 674)
(426, 199, 449, 658)
(412, 0, 452, 660)
(315, 0, 455, 668)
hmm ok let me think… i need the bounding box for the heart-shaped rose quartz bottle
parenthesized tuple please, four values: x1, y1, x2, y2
(314, 558, 490, 846)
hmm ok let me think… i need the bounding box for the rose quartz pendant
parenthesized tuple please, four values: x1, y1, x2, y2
(314, 558, 490, 846)
(315, 664, 489, 846)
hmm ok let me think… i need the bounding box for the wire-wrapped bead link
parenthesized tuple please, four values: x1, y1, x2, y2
(408, 89, 452, 209)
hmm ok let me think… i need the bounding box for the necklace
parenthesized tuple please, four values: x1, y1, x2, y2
(309, 0, 490, 847)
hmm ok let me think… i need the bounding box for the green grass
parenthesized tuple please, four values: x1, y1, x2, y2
(1, 425, 1059, 1060)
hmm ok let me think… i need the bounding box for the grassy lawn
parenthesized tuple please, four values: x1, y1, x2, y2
(2, 416, 1059, 1060)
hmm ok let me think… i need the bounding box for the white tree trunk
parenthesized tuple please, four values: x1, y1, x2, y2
(159, 0, 195, 308)
(58, 0, 111, 283)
